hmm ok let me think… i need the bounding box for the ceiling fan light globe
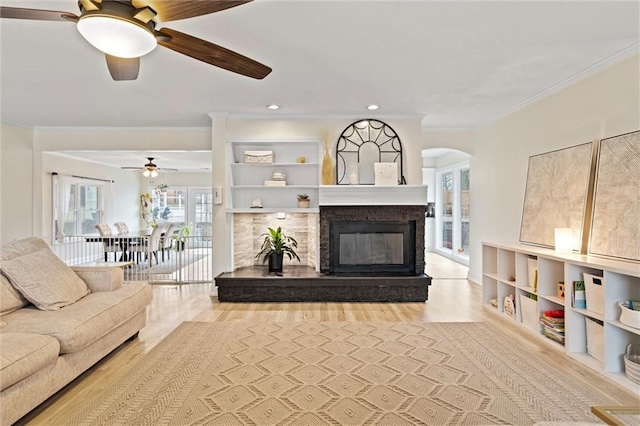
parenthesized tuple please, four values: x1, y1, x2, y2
(150, 170, 158, 178)
(77, 15, 157, 58)
(143, 169, 151, 177)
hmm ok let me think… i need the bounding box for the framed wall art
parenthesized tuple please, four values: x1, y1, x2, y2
(589, 130, 640, 262)
(519, 141, 596, 251)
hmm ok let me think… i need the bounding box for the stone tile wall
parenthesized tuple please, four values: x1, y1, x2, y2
(233, 213, 319, 270)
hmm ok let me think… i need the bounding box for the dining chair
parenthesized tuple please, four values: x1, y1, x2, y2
(160, 223, 175, 262)
(114, 222, 129, 234)
(95, 223, 120, 262)
(128, 225, 164, 265)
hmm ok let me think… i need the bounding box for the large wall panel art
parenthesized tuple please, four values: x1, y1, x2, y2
(520, 142, 596, 251)
(589, 130, 640, 262)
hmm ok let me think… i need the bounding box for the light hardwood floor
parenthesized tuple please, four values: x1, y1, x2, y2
(19, 254, 639, 424)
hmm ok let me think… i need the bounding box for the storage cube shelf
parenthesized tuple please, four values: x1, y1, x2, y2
(227, 138, 321, 213)
(482, 242, 640, 392)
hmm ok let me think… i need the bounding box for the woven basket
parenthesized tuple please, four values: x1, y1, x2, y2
(624, 344, 640, 385)
(519, 294, 539, 332)
(583, 273, 604, 315)
(585, 316, 605, 364)
(619, 301, 640, 329)
(244, 151, 274, 164)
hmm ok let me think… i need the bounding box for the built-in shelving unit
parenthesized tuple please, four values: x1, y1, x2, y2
(227, 138, 321, 213)
(482, 241, 640, 392)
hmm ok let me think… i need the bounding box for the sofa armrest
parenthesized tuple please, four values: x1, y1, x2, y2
(71, 267, 123, 292)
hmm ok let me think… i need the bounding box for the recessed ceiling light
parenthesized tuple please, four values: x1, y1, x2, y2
(267, 104, 280, 110)
(366, 104, 379, 110)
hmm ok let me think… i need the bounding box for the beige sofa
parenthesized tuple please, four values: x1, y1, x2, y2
(0, 237, 152, 425)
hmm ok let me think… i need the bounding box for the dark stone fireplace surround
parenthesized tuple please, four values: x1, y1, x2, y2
(320, 205, 426, 275)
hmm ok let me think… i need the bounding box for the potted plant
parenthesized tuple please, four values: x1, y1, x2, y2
(174, 223, 193, 251)
(297, 193, 310, 208)
(255, 226, 300, 273)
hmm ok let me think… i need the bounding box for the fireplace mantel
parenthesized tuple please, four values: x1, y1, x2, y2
(319, 185, 428, 206)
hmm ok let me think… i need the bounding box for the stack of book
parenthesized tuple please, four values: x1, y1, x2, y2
(540, 310, 565, 345)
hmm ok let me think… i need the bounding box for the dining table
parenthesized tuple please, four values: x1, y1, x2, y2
(84, 230, 157, 263)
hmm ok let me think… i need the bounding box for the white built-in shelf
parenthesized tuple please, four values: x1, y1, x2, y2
(482, 241, 640, 393)
(227, 138, 321, 213)
(227, 208, 320, 214)
(231, 185, 318, 190)
(231, 163, 319, 167)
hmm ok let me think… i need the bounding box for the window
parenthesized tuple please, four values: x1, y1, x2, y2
(459, 168, 470, 257)
(435, 163, 470, 265)
(149, 187, 186, 224)
(441, 171, 454, 250)
(55, 180, 105, 240)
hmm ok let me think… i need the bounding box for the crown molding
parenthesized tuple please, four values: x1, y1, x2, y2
(478, 42, 640, 129)
(32, 126, 211, 132)
(207, 112, 230, 119)
(1, 120, 36, 130)
(225, 113, 426, 121)
(421, 126, 474, 132)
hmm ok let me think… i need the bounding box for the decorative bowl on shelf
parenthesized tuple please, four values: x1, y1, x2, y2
(271, 170, 286, 181)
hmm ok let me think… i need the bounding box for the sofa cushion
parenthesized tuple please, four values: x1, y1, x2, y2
(72, 267, 123, 292)
(0, 281, 151, 354)
(1, 273, 29, 315)
(0, 237, 50, 262)
(0, 333, 60, 391)
(1, 248, 90, 311)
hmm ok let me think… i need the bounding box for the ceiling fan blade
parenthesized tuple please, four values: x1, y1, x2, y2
(133, 0, 252, 22)
(105, 55, 140, 81)
(0, 7, 78, 22)
(157, 28, 272, 79)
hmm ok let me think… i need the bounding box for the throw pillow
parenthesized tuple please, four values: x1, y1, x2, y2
(1, 248, 90, 311)
(1, 273, 29, 315)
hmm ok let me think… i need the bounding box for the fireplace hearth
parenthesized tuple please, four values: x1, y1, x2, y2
(216, 196, 431, 303)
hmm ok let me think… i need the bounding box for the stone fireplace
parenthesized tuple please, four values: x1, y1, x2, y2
(217, 186, 431, 302)
(320, 205, 425, 276)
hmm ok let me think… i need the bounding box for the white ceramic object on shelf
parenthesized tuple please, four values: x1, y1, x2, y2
(619, 301, 640, 329)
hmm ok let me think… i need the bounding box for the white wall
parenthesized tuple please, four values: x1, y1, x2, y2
(468, 54, 640, 284)
(41, 152, 142, 239)
(1, 123, 34, 244)
(226, 118, 424, 184)
(421, 130, 474, 155)
(210, 117, 424, 276)
(0, 126, 212, 243)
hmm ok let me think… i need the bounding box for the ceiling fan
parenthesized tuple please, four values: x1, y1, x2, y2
(0, 0, 272, 81)
(122, 157, 177, 177)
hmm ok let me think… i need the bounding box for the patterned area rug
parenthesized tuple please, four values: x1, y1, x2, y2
(70, 322, 606, 425)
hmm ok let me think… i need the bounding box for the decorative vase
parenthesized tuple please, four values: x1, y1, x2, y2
(268, 252, 284, 273)
(321, 147, 334, 185)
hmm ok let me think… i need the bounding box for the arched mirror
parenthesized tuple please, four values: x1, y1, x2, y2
(335, 119, 405, 185)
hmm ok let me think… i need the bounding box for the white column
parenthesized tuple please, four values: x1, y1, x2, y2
(209, 113, 230, 287)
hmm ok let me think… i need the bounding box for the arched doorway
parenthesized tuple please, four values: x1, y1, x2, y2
(422, 148, 472, 266)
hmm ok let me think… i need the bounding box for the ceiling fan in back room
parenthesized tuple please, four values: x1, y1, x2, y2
(122, 157, 178, 177)
(0, 0, 272, 81)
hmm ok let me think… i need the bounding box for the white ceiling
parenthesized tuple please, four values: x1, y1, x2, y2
(49, 150, 212, 171)
(1, 0, 638, 131)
